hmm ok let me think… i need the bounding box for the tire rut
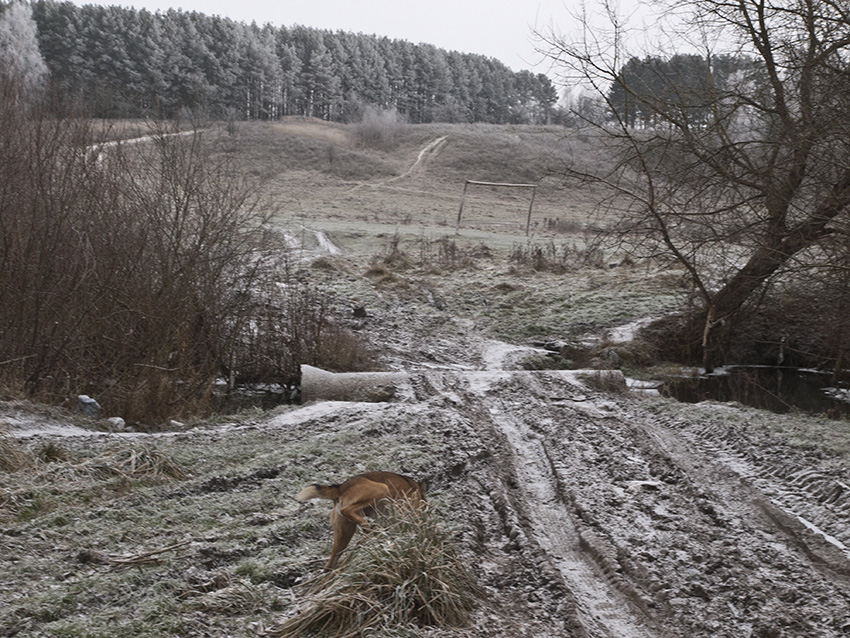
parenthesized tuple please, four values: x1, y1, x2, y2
(663, 414, 850, 558)
(450, 369, 850, 636)
(461, 371, 660, 638)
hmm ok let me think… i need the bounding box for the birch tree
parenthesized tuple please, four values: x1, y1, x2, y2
(0, 1, 47, 98)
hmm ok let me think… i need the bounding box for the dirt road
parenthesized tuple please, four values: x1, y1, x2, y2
(256, 325, 850, 636)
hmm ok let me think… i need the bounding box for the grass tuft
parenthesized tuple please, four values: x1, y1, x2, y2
(271, 502, 479, 638)
(187, 579, 274, 615)
(0, 432, 33, 472)
(580, 370, 629, 394)
(83, 444, 190, 481)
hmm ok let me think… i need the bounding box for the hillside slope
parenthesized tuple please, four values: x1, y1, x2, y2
(2, 120, 850, 637)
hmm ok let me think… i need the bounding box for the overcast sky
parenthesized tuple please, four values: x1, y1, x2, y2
(65, 0, 660, 77)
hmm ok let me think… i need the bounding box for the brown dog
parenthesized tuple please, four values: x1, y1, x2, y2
(296, 471, 428, 570)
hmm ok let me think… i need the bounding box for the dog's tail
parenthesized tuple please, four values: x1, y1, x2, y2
(295, 483, 340, 502)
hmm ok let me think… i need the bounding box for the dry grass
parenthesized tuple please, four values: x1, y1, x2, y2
(508, 240, 605, 274)
(271, 502, 479, 638)
(188, 579, 273, 615)
(0, 435, 185, 479)
(81, 444, 189, 481)
(0, 440, 188, 522)
(0, 432, 32, 472)
(579, 370, 630, 394)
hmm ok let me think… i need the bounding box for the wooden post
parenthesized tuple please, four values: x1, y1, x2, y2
(526, 186, 537, 236)
(456, 180, 470, 234)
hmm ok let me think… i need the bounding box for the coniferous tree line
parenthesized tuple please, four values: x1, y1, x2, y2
(607, 53, 764, 129)
(21, 0, 558, 123)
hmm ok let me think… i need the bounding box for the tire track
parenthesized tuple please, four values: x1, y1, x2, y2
(660, 413, 850, 559)
(464, 369, 850, 636)
(465, 372, 659, 638)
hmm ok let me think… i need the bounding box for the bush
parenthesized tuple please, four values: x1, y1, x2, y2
(416, 236, 490, 271)
(272, 503, 479, 637)
(642, 274, 850, 373)
(507, 240, 604, 274)
(0, 79, 371, 423)
(353, 106, 406, 151)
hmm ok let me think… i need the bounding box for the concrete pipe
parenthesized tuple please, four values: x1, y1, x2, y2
(300, 365, 408, 402)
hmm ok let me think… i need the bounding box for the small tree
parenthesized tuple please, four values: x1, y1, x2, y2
(545, 0, 850, 370)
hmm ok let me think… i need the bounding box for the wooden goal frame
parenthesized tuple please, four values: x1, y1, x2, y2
(455, 180, 537, 235)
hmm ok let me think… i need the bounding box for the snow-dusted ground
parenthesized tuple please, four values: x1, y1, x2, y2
(5, 132, 850, 637)
(7, 319, 849, 636)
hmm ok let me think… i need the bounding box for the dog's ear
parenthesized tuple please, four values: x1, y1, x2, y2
(418, 478, 429, 494)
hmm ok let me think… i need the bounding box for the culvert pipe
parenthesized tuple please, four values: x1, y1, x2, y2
(300, 365, 408, 402)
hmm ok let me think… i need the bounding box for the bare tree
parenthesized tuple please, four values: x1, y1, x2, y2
(545, 0, 850, 370)
(0, 88, 372, 422)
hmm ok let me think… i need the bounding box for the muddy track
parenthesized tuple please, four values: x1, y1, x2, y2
(466, 376, 658, 638)
(406, 363, 850, 637)
(7, 345, 850, 636)
(661, 412, 850, 560)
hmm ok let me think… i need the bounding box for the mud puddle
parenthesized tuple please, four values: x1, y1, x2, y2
(663, 365, 850, 416)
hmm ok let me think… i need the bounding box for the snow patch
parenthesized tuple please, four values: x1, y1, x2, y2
(608, 316, 658, 343)
(792, 509, 850, 559)
(313, 230, 341, 255)
(481, 339, 547, 371)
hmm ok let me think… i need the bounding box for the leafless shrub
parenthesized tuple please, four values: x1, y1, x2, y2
(0, 76, 371, 423)
(543, 217, 584, 234)
(644, 268, 850, 374)
(508, 240, 599, 273)
(375, 232, 412, 269)
(417, 236, 490, 271)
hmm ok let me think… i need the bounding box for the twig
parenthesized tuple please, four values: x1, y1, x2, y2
(104, 539, 194, 570)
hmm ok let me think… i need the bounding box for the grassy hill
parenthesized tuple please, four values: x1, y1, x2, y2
(6, 117, 848, 638)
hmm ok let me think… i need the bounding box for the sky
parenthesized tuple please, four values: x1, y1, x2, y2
(64, 0, 654, 77)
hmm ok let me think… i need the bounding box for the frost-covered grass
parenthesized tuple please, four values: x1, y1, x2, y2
(312, 227, 686, 348)
(643, 396, 850, 460)
(238, 119, 687, 349)
(0, 405, 449, 637)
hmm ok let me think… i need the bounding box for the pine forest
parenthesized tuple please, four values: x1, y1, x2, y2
(24, 0, 559, 123)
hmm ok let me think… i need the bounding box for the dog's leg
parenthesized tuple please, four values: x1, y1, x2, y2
(325, 506, 357, 570)
(339, 502, 371, 528)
